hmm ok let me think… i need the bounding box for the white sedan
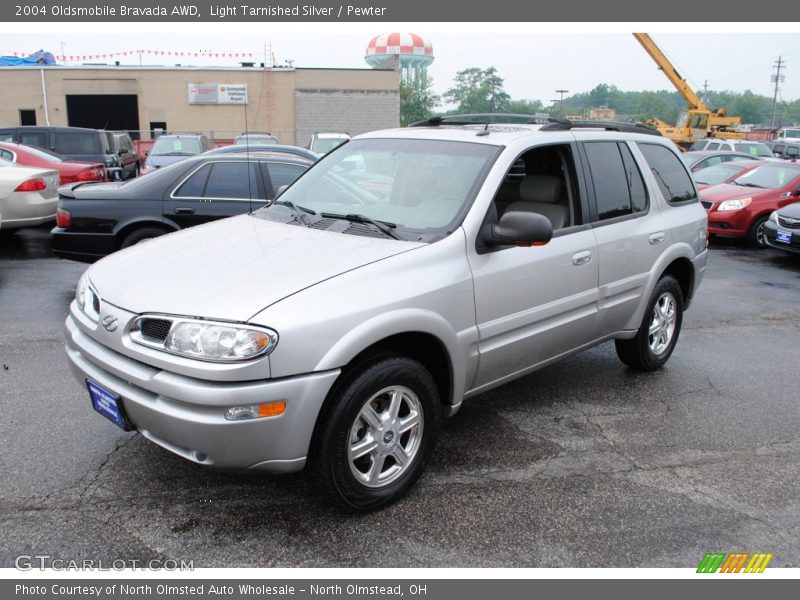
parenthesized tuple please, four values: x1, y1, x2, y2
(0, 158, 59, 230)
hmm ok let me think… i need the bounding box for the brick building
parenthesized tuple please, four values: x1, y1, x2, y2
(0, 64, 400, 145)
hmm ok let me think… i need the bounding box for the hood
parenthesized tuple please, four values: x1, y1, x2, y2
(87, 214, 425, 321)
(699, 182, 778, 203)
(778, 200, 800, 218)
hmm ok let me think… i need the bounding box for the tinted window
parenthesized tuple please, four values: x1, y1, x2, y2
(695, 156, 723, 171)
(0, 132, 14, 142)
(174, 164, 211, 197)
(584, 142, 632, 220)
(638, 143, 697, 204)
(787, 147, 800, 158)
(19, 132, 48, 148)
(54, 132, 101, 155)
(0, 149, 13, 161)
(705, 142, 720, 150)
(619, 144, 647, 213)
(204, 162, 261, 199)
(267, 162, 307, 196)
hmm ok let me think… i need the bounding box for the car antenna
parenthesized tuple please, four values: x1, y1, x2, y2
(476, 123, 490, 137)
(242, 99, 253, 207)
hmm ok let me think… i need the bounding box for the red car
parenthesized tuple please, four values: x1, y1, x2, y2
(0, 141, 106, 186)
(693, 160, 763, 190)
(700, 162, 800, 247)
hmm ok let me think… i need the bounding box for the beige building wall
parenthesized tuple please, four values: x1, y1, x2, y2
(0, 66, 398, 145)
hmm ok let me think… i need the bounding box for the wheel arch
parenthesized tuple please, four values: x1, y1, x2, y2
(113, 218, 177, 249)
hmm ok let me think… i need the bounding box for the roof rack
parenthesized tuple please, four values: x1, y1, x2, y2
(539, 118, 661, 136)
(410, 113, 550, 127)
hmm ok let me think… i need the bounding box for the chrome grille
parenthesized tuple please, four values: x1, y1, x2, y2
(777, 215, 800, 229)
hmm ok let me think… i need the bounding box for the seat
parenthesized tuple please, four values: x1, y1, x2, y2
(509, 174, 568, 230)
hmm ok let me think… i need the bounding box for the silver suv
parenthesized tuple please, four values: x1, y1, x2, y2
(65, 118, 708, 511)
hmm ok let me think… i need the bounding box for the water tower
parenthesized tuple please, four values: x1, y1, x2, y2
(365, 33, 434, 82)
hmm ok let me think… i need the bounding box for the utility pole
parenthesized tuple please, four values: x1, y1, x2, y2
(60, 42, 66, 65)
(702, 79, 709, 105)
(770, 56, 785, 130)
(555, 89, 569, 115)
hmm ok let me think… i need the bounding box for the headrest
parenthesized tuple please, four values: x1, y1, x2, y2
(519, 174, 561, 204)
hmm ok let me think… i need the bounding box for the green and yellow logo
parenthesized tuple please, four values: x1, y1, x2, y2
(697, 552, 773, 573)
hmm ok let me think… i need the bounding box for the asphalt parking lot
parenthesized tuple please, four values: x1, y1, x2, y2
(1, 226, 798, 568)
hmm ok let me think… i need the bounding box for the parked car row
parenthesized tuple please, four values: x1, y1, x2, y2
(0, 126, 139, 181)
(0, 157, 59, 231)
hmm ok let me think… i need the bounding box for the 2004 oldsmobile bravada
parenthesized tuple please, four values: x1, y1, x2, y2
(65, 118, 708, 511)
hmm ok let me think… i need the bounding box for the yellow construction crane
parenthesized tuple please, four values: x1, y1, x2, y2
(633, 33, 741, 147)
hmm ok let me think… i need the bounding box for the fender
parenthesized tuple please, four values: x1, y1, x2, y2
(623, 241, 699, 333)
(314, 308, 475, 407)
(112, 215, 179, 238)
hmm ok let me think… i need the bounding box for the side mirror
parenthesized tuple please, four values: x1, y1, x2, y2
(276, 185, 288, 197)
(793, 186, 800, 197)
(481, 210, 553, 249)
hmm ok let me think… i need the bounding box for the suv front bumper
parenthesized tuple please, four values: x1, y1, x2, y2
(65, 314, 339, 472)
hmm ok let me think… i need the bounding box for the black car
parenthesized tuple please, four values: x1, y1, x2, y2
(109, 131, 140, 180)
(52, 153, 312, 263)
(205, 143, 319, 161)
(764, 201, 800, 255)
(0, 126, 120, 180)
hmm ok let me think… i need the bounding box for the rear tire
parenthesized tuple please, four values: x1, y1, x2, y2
(747, 215, 769, 248)
(308, 356, 441, 512)
(120, 227, 167, 249)
(615, 275, 684, 371)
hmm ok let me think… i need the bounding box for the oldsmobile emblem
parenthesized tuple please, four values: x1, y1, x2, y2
(102, 315, 118, 332)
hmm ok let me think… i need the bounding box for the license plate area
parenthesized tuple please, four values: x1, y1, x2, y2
(776, 230, 792, 244)
(87, 379, 135, 431)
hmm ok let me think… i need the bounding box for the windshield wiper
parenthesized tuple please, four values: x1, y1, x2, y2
(736, 182, 765, 188)
(270, 199, 317, 226)
(321, 212, 400, 240)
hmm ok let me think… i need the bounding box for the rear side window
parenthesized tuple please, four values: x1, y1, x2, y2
(174, 164, 211, 197)
(267, 162, 307, 196)
(584, 141, 645, 221)
(204, 162, 262, 199)
(637, 143, 697, 204)
(54, 132, 101, 155)
(19, 131, 48, 148)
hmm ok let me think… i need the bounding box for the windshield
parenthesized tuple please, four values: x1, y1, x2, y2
(782, 129, 800, 139)
(21, 145, 65, 163)
(151, 137, 202, 156)
(694, 164, 746, 185)
(311, 138, 348, 154)
(733, 164, 800, 189)
(733, 142, 774, 158)
(255, 138, 499, 238)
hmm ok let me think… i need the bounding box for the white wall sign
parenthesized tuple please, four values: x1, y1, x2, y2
(187, 84, 248, 104)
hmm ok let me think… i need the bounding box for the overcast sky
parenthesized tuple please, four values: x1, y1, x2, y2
(2, 28, 798, 108)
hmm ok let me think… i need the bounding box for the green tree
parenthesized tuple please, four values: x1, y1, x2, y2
(505, 99, 545, 115)
(400, 69, 440, 126)
(443, 67, 510, 113)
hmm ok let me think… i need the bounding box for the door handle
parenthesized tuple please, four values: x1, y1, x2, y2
(174, 208, 195, 215)
(572, 250, 592, 266)
(649, 232, 666, 245)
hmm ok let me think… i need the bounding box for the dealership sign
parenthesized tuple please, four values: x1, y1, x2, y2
(187, 84, 248, 104)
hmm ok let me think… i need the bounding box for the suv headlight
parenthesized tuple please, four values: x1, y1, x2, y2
(75, 273, 87, 309)
(130, 316, 278, 362)
(717, 198, 752, 212)
(769, 210, 778, 223)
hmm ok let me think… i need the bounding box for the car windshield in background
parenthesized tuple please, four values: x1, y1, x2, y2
(151, 137, 202, 156)
(312, 138, 347, 154)
(694, 164, 745, 185)
(733, 143, 774, 158)
(732, 164, 800, 189)
(20, 145, 65, 163)
(256, 138, 498, 235)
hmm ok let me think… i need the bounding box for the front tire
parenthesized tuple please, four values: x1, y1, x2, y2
(308, 356, 441, 512)
(615, 275, 684, 371)
(747, 215, 769, 248)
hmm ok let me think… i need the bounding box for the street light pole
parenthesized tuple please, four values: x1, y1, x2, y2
(556, 89, 569, 115)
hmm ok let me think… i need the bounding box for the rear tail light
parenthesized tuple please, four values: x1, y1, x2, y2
(56, 208, 72, 228)
(77, 169, 101, 181)
(15, 178, 47, 192)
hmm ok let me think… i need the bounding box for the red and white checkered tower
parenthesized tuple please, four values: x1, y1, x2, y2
(365, 33, 434, 81)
